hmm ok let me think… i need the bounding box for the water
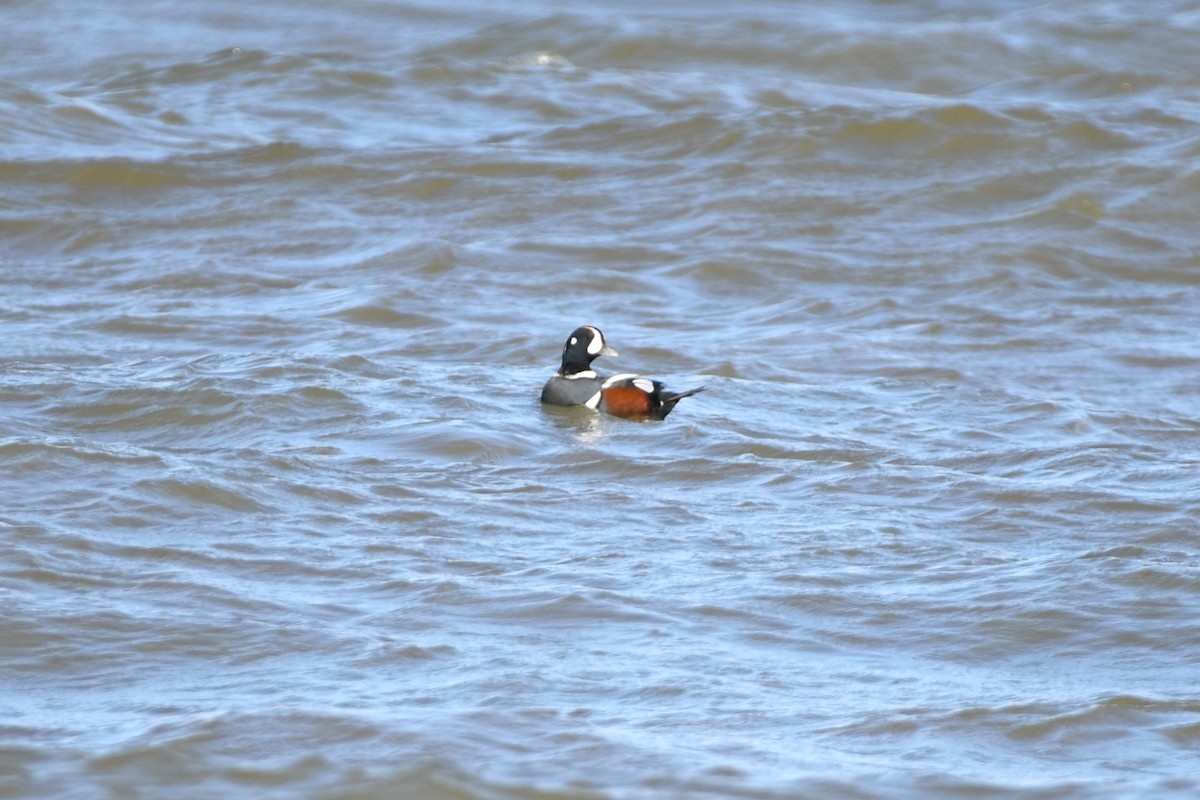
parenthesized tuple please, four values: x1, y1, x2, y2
(3, 1, 1199, 798)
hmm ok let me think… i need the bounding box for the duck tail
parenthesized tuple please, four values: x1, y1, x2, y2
(657, 386, 704, 419)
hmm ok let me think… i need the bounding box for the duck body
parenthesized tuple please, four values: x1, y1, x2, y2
(595, 373, 704, 421)
(540, 325, 703, 420)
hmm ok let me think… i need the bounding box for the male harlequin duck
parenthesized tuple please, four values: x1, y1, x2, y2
(540, 325, 703, 420)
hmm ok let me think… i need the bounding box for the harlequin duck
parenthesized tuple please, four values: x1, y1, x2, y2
(540, 326, 703, 420)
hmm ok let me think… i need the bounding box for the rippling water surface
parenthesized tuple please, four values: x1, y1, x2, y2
(3, 1, 1199, 798)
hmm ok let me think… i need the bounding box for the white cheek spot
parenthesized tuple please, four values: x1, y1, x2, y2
(586, 332, 604, 356)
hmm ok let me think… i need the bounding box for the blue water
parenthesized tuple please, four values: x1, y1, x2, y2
(2, 2, 1199, 798)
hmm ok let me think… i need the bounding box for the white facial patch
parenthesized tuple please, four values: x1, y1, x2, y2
(585, 327, 605, 355)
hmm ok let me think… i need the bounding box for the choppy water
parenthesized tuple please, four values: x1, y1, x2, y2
(3, 1, 1200, 798)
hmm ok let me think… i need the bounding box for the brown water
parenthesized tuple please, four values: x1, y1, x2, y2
(3, 1, 1199, 798)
